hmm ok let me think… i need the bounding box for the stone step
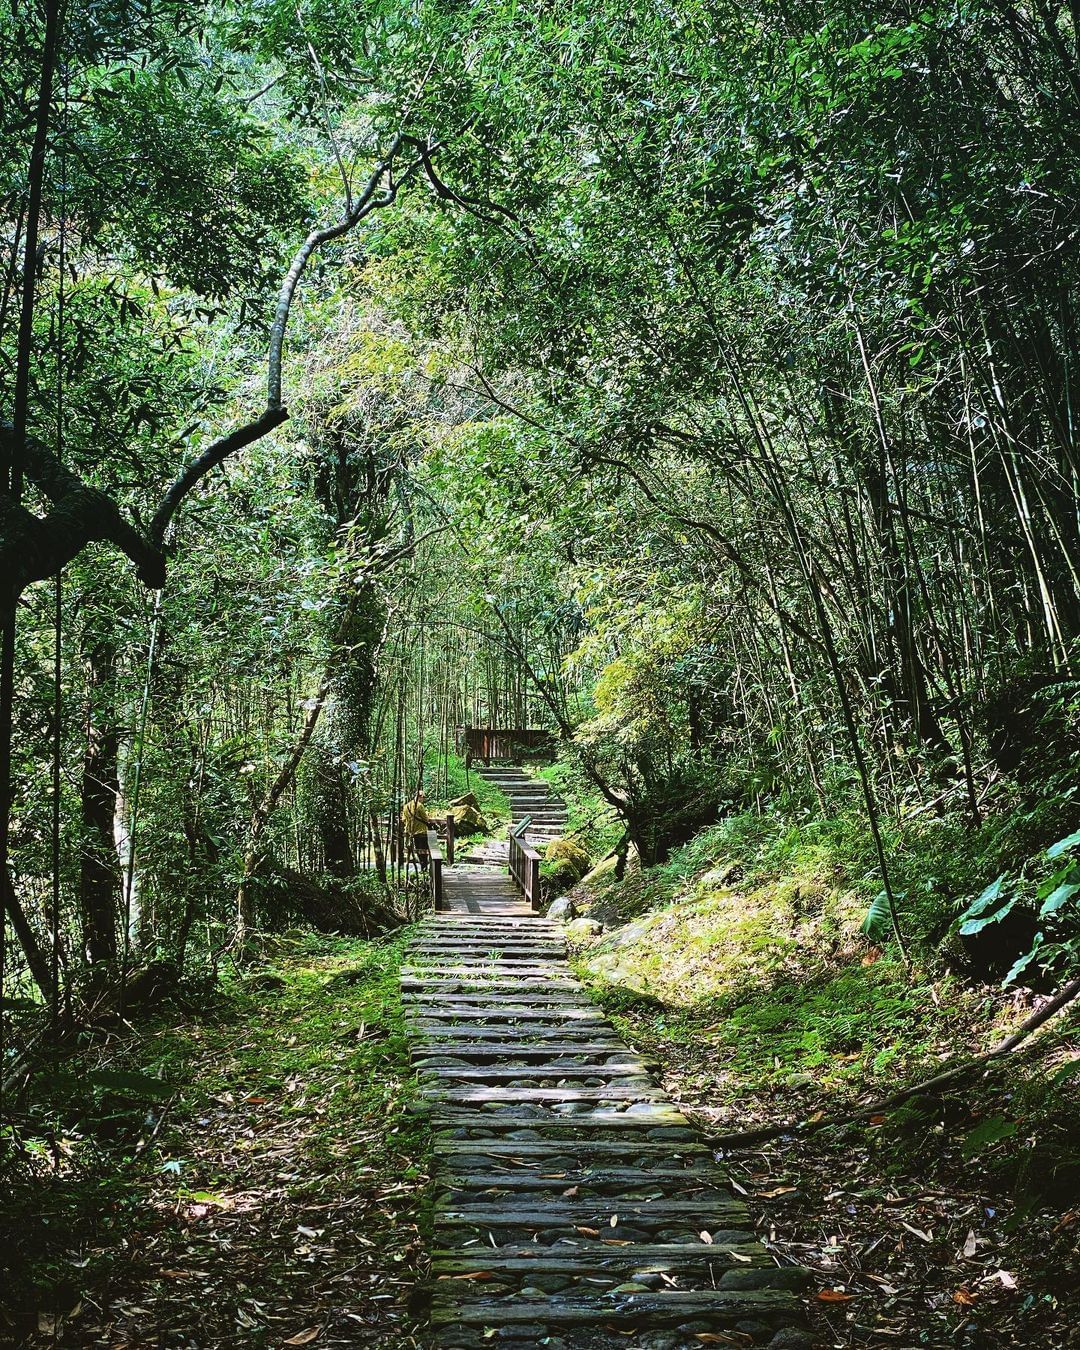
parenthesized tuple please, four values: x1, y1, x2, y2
(423, 1084, 667, 1103)
(409, 1025, 624, 1042)
(436, 1164, 724, 1189)
(401, 975, 580, 989)
(433, 1139, 710, 1160)
(401, 962, 570, 975)
(428, 1288, 799, 1330)
(405, 1008, 609, 1022)
(412, 1044, 639, 1060)
(435, 1197, 748, 1226)
(431, 1239, 766, 1267)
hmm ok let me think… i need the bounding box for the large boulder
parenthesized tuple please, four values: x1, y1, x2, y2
(446, 803, 489, 835)
(544, 837, 591, 883)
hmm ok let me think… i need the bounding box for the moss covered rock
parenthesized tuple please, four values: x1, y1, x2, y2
(446, 803, 489, 835)
(544, 837, 591, 881)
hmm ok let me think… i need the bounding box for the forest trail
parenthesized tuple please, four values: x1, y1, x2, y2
(402, 864, 812, 1348)
(476, 766, 569, 848)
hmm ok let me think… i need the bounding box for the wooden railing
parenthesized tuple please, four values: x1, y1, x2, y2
(508, 817, 542, 913)
(444, 812, 455, 866)
(461, 727, 555, 764)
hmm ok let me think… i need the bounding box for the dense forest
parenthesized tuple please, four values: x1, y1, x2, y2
(2, 1, 1080, 1346)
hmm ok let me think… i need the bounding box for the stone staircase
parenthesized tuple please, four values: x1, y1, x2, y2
(475, 764, 569, 849)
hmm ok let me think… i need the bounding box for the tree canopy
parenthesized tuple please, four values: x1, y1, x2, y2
(2, 3, 1080, 1337)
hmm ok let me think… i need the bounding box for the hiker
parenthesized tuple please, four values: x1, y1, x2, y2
(402, 789, 433, 869)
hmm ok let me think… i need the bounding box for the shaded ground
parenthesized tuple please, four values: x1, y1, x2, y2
(0, 932, 428, 1348)
(577, 951, 1080, 1348)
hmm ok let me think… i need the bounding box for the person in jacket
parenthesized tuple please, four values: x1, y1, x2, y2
(402, 789, 433, 868)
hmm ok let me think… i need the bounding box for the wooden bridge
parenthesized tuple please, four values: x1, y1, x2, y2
(404, 772, 811, 1348)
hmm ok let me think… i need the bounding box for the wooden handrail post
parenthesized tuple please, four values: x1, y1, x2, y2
(528, 853, 541, 913)
(445, 812, 455, 866)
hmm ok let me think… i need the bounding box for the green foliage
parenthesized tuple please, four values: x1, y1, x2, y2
(427, 750, 510, 825)
(962, 1115, 1019, 1160)
(72, 72, 308, 297)
(861, 889, 902, 942)
(956, 876, 1018, 938)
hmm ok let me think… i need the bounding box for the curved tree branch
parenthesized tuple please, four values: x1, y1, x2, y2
(0, 426, 166, 604)
(148, 407, 288, 547)
(267, 135, 404, 411)
(0, 134, 412, 597)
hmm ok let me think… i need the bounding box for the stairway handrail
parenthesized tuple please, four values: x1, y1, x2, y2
(508, 818, 541, 913)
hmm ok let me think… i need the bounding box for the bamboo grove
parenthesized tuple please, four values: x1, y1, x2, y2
(3, 0, 1080, 1067)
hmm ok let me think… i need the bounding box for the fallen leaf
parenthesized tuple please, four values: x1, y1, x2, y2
(694, 1336, 737, 1345)
(901, 1221, 933, 1243)
(817, 1289, 855, 1303)
(953, 1288, 977, 1306)
(576, 1225, 600, 1237)
(995, 1270, 1018, 1290)
(436, 1272, 494, 1282)
(728, 1251, 753, 1263)
(962, 1230, 977, 1258)
(609, 1213, 618, 1227)
(282, 1328, 320, 1346)
(699, 1230, 714, 1244)
(561, 1185, 579, 1198)
(757, 1186, 796, 1198)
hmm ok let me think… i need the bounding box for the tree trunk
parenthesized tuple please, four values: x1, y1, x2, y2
(79, 640, 120, 963)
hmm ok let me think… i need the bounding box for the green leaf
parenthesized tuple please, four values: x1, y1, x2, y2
(0, 996, 40, 1011)
(1049, 1059, 1080, 1091)
(961, 874, 1008, 919)
(1039, 882, 1080, 919)
(861, 888, 903, 940)
(87, 1070, 173, 1100)
(962, 1116, 1017, 1158)
(1002, 944, 1040, 987)
(957, 875, 1018, 934)
(959, 904, 1016, 937)
(1047, 830, 1080, 860)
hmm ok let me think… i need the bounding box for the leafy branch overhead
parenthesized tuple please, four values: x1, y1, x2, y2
(2, 129, 413, 604)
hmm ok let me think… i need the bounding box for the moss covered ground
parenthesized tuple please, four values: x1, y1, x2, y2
(565, 808, 1080, 1348)
(0, 931, 427, 1347)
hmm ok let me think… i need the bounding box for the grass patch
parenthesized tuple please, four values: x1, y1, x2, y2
(568, 798, 1080, 1346)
